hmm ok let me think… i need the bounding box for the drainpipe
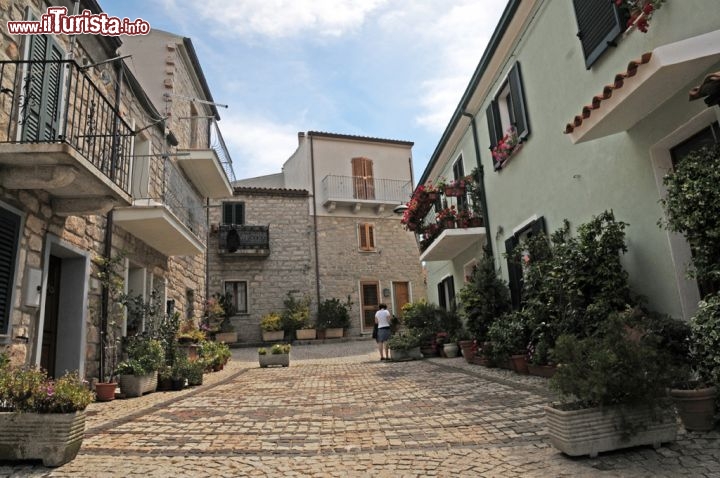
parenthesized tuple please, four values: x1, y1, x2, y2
(462, 112, 493, 258)
(99, 60, 124, 382)
(309, 134, 321, 311)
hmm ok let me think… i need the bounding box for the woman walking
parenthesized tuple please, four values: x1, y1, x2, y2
(375, 303, 392, 360)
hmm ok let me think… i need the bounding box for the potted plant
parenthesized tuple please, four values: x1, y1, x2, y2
(185, 359, 205, 387)
(116, 336, 165, 398)
(317, 296, 352, 339)
(436, 206, 457, 229)
(260, 312, 284, 342)
(0, 356, 94, 467)
(170, 356, 187, 391)
(206, 292, 237, 344)
(259, 343, 291, 368)
(387, 331, 423, 361)
(670, 294, 719, 431)
(487, 311, 531, 373)
(546, 311, 681, 457)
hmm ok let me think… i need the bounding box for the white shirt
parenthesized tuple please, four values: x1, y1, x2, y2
(375, 309, 392, 328)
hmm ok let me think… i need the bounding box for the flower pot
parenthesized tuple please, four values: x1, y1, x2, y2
(443, 186, 465, 197)
(178, 343, 199, 361)
(545, 404, 677, 457)
(0, 411, 86, 466)
(94, 382, 117, 402)
(443, 342, 459, 358)
(296, 328, 317, 340)
(510, 354, 529, 374)
(157, 377, 173, 391)
(171, 378, 185, 391)
(324, 327, 344, 339)
(214, 331, 237, 343)
(527, 363, 557, 378)
(259, 353, 290, 367)
(262, 330, 285, 342)
(420, 345, 437, 357)
(669, 385, 717, 432)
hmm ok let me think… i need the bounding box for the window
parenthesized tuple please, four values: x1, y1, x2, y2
(351, 157, 375, 200)
(222, 202, 244, 225)
(358, 223, 376, 251)
(224, 281, 248, 314)
(0, 206, 21, 336)
(437, 276, 455, 311)
(452, 156, 468, 211)
(572, 0, 624, 69)
(361, 282, 379, 331)
(505, 217, 546, 309)
(486, 62, 530, 170)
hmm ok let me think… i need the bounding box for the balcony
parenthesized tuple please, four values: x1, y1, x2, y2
(176, 117, 235, 198)
(0, 60, 133, 215)
(402, 179, 486, 262)
(320, 175, 412, 213)
(114, 158, 206, 256)
(218, 224, 270, 257)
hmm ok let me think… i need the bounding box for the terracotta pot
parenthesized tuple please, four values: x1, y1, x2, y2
(670, 385, 717, 431)
(510, 354, 529, 374)
(94, 382, 117, 402)
(527, 363, 557, 378)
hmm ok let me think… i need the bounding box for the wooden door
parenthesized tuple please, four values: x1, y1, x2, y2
(392, 282, 410, 318)
(41, 255, 61, 377)
(360, 281, 379, 332)
(352, 157, 375, 200)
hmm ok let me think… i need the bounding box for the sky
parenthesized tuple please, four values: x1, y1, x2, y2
(101, 1, 508, 182)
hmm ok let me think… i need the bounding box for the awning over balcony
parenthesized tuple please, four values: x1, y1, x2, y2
(114, 204, 204, 256)
(176, 149, 233, 198)
(564, 29, 720, 143)
(419, 227, 486, 262)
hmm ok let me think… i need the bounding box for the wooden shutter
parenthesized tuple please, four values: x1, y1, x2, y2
(23, 34, 63, 142)
(437, 282, 447, 310)
(0, 207, 21, 335)
(486, 100, 503, 149)
(359, 223, 375, 251)
(446, 276, 456, 310)
(222, 203, 233, 225)
(352, 157, 375, 200)
(573, 0, 623, 69)
(508, 62, 530, 141)
(505, 236, 522, 309)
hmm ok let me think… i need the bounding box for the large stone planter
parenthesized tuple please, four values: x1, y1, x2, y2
(545, 404, 677, 457)
(259, 353, 290, 367)
(296, 328, 317, 340)
(0, 411, 86, 466)
(119, 372, 158, 398)
(262, 330, 284, 342)
(323, 328, 344, 339)
(389, 346, 422, 362)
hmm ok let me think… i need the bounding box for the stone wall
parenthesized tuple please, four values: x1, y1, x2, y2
(315, 215, 426, 336)
(207, 189, 314, 343)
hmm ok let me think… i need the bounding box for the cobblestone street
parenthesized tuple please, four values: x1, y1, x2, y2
(2, 340, 720, 477)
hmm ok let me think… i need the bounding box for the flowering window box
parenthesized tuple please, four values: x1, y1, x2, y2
(492, 127, 522, 170)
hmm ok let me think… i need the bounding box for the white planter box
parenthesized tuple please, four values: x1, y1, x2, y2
(0, 411, 86, 466)
(215, 331, 237, 343)
(296, 328, 317, 340)
(545, 404, 677, 457)
(390, 346, 422, 361)
(259, 353, 290, 367)
(262, 330, 285, 342)
(119, 372, 158, 398)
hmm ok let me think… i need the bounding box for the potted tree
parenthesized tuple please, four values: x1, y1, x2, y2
(317, 296, 352, 339)
(0, 355, 94, 467)
(546, 311, 682, 457)
(207, 292, 237, 344)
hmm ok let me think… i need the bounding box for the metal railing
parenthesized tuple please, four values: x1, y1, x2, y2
(162, 158, 207, 238)
(321, 175, 412, 203)
(0, 60, 133, 192)
(178, 115, 236, 183)
(218, 224, 270, 253)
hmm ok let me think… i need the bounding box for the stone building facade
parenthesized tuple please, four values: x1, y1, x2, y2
(211, 131, 426, 341)
(207, 188, 315, 343)
(0, 1, 231, 381)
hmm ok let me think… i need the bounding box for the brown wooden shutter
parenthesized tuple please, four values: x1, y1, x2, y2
(359, 223, 375, 251)
(352, 157, 375, 200)
(368, 224, 375, 249)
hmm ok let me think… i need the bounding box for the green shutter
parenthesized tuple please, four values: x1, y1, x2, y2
(508, 62, 530, 141)
(573, 0, 623, 69)
(0, 207, 21, 335)
(22, 33, 64, 142)
(505, 236, 522, 310)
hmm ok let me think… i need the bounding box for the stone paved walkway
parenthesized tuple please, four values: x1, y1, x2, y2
(1, 339, 719, 477)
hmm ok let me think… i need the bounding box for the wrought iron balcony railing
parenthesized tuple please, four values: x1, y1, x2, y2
(0, 59, 133, 192)
(162, 158, 207, 238)
(178, 114, 236, 184)
(218, 224, 270, 255)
